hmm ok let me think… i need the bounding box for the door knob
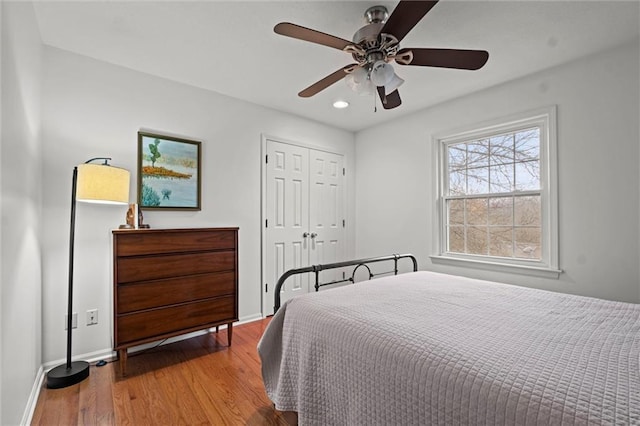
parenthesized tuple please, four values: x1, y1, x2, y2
(303, 232, 309, 238)
(310, 233, 317, 238)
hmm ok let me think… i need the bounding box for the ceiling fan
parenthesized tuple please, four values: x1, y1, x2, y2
(274, 0, 489, 110)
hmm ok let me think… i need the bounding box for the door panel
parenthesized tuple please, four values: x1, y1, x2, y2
(309, 150, 344, 286)
(265, 141, 310, 311)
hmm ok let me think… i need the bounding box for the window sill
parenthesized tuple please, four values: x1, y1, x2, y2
(429, 255, 562, 279)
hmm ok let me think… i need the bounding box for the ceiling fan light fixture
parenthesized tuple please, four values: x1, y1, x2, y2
(370, 60, 395, 86)
(384, 73, 405, 94)
(358, 80, 375, 96)
(345, 66, 374, 96)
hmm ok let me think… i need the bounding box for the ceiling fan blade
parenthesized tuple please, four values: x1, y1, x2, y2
(299, 64, 359, 98)
(397, 48, 489, 70)
(380, 1, 439, 43)
(377, 87, 402, 109)
(274, 22, 352, 51)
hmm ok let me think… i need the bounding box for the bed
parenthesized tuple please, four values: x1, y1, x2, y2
(258, 264, 640, 425)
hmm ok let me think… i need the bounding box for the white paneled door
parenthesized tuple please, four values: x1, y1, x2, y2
(308, 149, 345, 284)
(263, 139, 345, 315)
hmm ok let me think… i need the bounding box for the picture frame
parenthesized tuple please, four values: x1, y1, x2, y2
(137, 131, 202, 210)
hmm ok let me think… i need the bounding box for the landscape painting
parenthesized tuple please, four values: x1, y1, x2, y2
(137, 131, 201, 210)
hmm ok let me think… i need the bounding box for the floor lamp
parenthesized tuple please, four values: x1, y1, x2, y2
(46, 157, 130, 389)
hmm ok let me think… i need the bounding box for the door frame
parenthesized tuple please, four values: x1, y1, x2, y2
(260, 134, 349, 317)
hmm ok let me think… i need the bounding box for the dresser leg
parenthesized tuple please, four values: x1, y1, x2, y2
(227, 323, 233, 346)
(119, 349, 128, 376)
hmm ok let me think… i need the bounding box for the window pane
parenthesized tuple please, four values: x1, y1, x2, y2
(467, 141, 489, 168)
(489, 163, 514, 193)
(448, 145, 466, 170)
(514, 227, 541, 259)
(490, 134, 514, 165)
(467, 167, 489, 194)
(515, 128, 540, 161)
(489, 226, 513, 257)
(514, 195, 541, 226)
(467, 226, 488, 255)
(466, 198, 487, 225)
(448, 226, 465, 253)
(488, 197, 513, 226)
(515, 160, 540, 191)
(448, 199, 464, 225)
(448, 169, 466, 195)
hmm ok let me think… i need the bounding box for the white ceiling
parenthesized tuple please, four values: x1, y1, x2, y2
(33, 1, 640, 132)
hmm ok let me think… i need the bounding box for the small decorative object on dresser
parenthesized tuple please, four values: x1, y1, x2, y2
(137, 206, 150, 228)
(119, 204, 137, 229)
(112, 227, 238, 375)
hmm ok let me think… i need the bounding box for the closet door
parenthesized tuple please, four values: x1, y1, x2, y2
(308, 150, 344, 285)
(265, 141, 310, 312)
(263, 139, 345, 315)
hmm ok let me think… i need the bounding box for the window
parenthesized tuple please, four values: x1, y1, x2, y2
(433, 106, 560, 278)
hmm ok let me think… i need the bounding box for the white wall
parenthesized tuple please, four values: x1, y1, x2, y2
(355, 39, 640, 303)
(1, 4, 4, 421)
(1, 2, 44, 425)
(40, 46, 355, 366)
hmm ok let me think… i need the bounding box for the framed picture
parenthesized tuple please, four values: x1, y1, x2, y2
(137, 131, 201, 210)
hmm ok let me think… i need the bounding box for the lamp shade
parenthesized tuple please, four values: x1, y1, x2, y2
(345, 66, 374, 96)
(384, 73, 405, 94)
(370, 60, 394, 87)
(76, 163, 129, 204)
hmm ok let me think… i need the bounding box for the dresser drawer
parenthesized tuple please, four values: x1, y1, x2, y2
(114, 229, 237, 256)
(116, 295, 236, 346)
(116, 250, 235, 283)
(117, 271, 236, 314)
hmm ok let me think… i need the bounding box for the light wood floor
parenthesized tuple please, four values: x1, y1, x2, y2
(31, 318, 292, 425)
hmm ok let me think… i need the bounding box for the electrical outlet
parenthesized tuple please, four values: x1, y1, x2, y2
(64, 312, 78, 330)
(87, 309, 98, 326)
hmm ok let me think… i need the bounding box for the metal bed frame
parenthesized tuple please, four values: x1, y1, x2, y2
(273, 253, 418, 313)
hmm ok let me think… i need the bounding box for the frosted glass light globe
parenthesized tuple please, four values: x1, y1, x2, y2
(345, 66, 374, 96)
(370, 60, 394, 86)
(384, 73, 405, 94)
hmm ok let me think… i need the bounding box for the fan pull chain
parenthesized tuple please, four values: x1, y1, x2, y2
(373, 92, 377, 113)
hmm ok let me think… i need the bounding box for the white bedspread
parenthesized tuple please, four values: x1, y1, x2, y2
(258, 271, 640, 425)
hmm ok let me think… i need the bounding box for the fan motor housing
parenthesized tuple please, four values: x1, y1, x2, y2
(353, 5, 388, 47)
(351, 5, 398, 65)
(352, 22, 384, 48)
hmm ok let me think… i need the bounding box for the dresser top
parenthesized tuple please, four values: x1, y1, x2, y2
(112, 227, 239, 235)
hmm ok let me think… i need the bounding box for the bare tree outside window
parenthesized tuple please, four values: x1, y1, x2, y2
(445, 128, 542, 260)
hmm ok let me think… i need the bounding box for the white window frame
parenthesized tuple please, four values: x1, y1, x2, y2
(431, 106, 561, 278)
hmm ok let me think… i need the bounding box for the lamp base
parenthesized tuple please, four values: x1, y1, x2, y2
(46, 361, 90, 389)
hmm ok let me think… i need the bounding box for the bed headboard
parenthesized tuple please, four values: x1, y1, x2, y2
(273, 253, 418, 313)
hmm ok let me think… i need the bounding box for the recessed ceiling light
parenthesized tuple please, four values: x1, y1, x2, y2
(333, 100, 349, 109)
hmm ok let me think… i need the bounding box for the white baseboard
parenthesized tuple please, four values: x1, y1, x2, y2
(23, 313, 266, 424)
(41, 348, 118, 371)
(21, 366, 44, 426)
(239, 312, 264, 324)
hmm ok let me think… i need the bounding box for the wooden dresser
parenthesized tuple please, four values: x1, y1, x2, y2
(112, 227, 238, 375)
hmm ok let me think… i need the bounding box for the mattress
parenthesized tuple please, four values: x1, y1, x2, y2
(258, 271, 640, 425)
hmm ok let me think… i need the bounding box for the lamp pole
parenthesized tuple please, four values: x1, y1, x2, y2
(65, 165, 78, 368)
(46, 165, 90, 389)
